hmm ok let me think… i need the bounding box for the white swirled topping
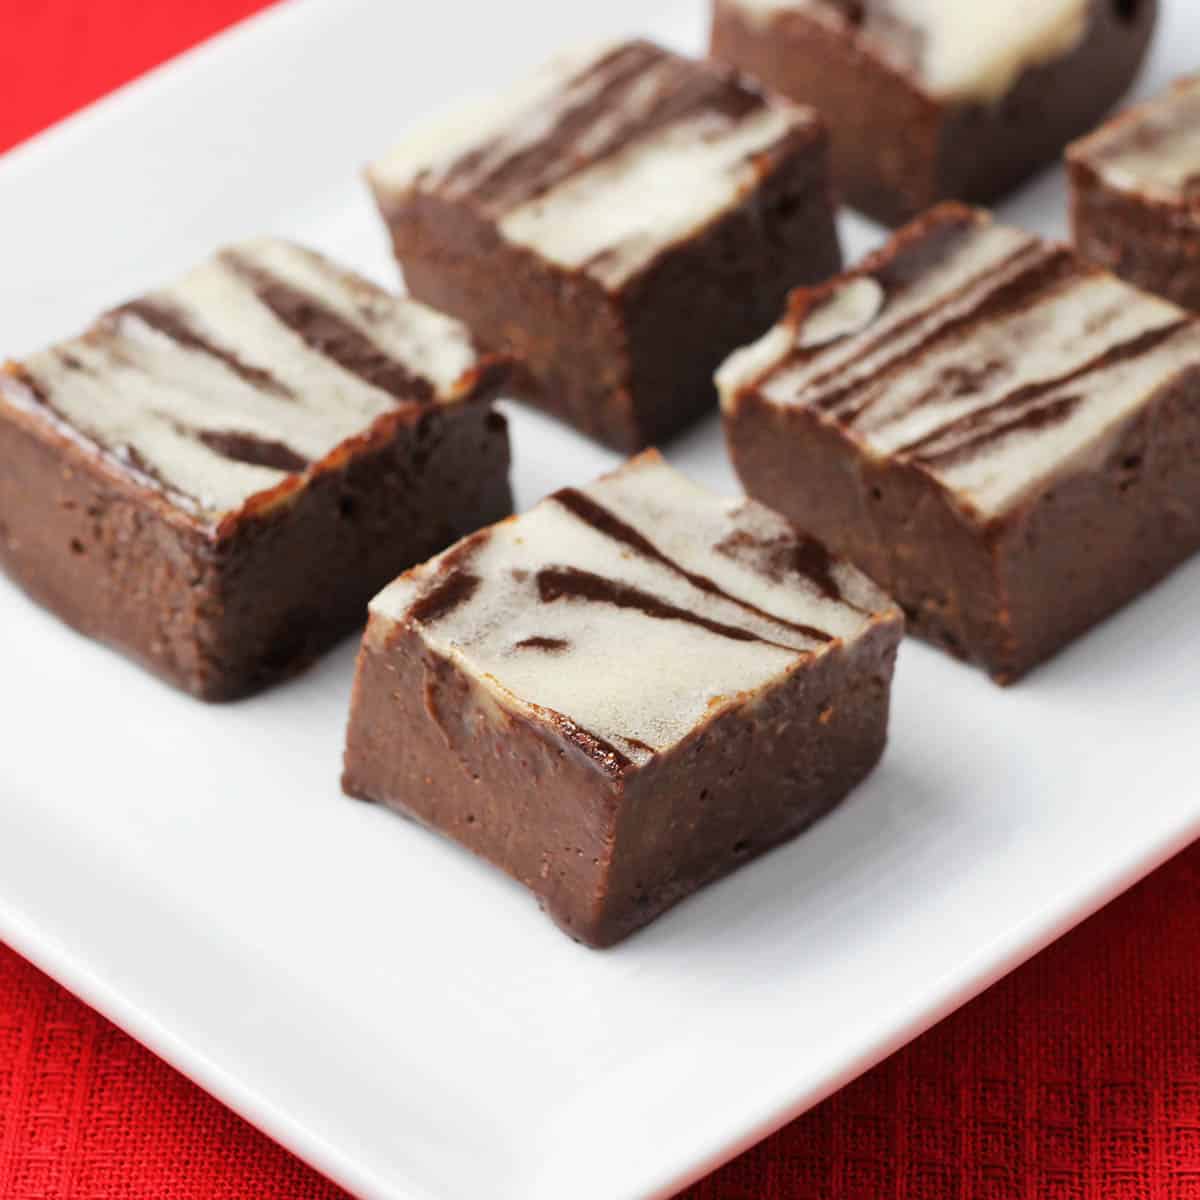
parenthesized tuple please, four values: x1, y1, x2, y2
(370, 451, 898, 772)
(368, 39, 817, 289)
(718, 206, 1200, 519)
(1071, 75, 1200, 204)
(1, 239, 487, 520)
(723, 0, 1090, 104)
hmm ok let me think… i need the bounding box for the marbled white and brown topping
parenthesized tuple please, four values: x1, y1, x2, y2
(369, 39, 818, 288)
(718, 205, 1200, 518)
(1071, 74, 1200, 204)
(371, 451, 896, 775)
(0, 239, 486, 521)
(724, 0, 1092, 103)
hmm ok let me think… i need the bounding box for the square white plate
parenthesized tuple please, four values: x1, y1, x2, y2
(1, 2, 1198, 1197)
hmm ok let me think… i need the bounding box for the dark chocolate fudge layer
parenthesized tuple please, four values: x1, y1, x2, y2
(0, 239, 513, 700)
(367, 39, 842, 452)
(1069, 74, 1200, 313)
(344, 451, 902, 948)
(711, 0, 1157, 226)
(720, 203, 1200, 683)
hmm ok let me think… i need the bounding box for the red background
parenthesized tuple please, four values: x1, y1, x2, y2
(2, 4, 1199, 1197)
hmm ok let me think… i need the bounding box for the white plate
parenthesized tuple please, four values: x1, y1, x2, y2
(1, 2, 1197, 1197)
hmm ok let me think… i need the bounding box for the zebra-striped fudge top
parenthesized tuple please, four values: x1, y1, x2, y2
(368, 39, 818, 289)
(1, 239, 485, 520)
(723, 0, 1091, 104)
(717, 205, 1200, 521)
(1071, 75, 1200, 204)
(371, 451, 897, 775)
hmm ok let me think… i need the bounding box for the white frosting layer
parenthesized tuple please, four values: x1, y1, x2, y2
(372, 453, 894, 767)
(719, 219, 1036, 409)
(725, 0, 1090, 103)
(497, 105, 799, 287)
(7, 239, 484, 519)
(368, 42, 621, 200)
(719, 211, 1200, 518)
(369, 40, 814, 289)
(1076, 75, 1200, 202)
(848, 273, 1175, 454)
(935, 322, 1200, 513)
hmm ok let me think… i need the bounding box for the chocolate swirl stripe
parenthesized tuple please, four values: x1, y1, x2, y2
(5, 363, 56, 412)
(912, 394, 1085, 469)
(407, 538, 487, 625)
(554, 487, 836, 638)
(772, 212, 998, 389)
(786, 538, 845, 604)
(433, 41, 762, 214)
(222, 253, 436, 405)
(818, 247, 1080, 423)
(738, 221, 1044, 413)
(115, 298, 294, 398)
(901, 318, 1192, 464)
(536, 566, 809, 652)
(194, 429, 311, 473)
(409, 568, 482, 625)
(805, 241, 1047, 410)
(514, 636, 570, 652)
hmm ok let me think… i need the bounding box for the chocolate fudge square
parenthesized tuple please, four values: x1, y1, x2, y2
(343, 451, 902, 948)
(720, 203, 1200, 683)
(366, 39, 842, 453)
(1069, 75, 1200, 313)
(0, 239, 513, 700)
(711, 0, 1157, 227)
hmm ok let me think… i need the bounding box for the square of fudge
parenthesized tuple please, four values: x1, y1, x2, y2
(711, 0, 1157, 227)
(720, 203, 1200, 683)
(0, 239, 513, 700)
(366, 39, 842, 453)
(1069, 74, 1200, 313)
(343, 450, 902, 948)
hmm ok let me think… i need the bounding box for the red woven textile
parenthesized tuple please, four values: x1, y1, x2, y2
(0, 1, 280, 153)
(2, 4, 1199, 1197)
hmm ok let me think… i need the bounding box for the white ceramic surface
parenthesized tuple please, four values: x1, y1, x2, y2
(1, 2, 1197, 1198)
